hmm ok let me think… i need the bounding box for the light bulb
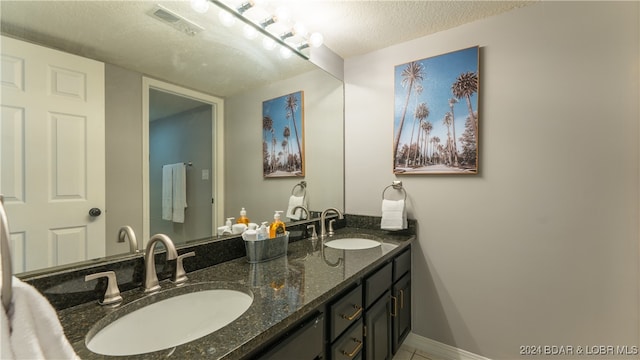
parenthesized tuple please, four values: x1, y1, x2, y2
(309, 32, 323, 47)
(218, 10, 236, 27)
(190, 0, 210, 13)
(293, 22, 307, 37)
(275, 7, 290, 23)
(243, 24, 258, 39)
(279, 46, 292, 59)
(262, 37, 276, 50)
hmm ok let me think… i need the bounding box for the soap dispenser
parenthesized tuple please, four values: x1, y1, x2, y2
(257, 222, 269, 240)
(224, 217, 234, 233)
(237, 208, 250, 225)
(269, 211, 286, 238)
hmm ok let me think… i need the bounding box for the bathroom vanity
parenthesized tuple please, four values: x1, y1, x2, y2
(52, 221, 414, 359)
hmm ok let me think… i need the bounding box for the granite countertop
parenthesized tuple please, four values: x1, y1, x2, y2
(58, 227, 414, 359)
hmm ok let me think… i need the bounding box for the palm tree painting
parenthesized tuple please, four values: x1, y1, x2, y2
(263, 91, 305, 177)
(393, 46, 479, 174)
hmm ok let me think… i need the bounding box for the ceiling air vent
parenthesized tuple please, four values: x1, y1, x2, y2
(148, 5, 205, 36)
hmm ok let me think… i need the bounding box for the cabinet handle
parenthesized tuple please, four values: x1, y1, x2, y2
(391, 295, 398, 317)
(340, 304, 363, 321)
(341, 338, 363, 358)
(400, 289, 405, 310)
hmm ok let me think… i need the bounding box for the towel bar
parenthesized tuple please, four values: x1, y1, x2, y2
(1, 195, 13, 315)
(291, 181, 306, 196)
(382, 181, 407, 201)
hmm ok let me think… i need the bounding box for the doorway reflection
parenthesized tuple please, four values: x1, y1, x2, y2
(149, 89, 213, 244)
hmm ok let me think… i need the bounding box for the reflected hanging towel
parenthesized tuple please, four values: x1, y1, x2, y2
(162, 164, 173, 221)
(286, 195, 306, 220)
(172, 163, 187, 223)
(380, 199, 407, 231)
(161, 163, 187, 223)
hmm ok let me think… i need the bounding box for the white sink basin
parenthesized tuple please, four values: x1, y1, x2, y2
(86, 286, 252, 356)
(324, 238, 381, 250)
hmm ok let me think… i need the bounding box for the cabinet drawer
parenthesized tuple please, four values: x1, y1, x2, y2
(259, 312, 324, 360)
(365, 262, 392, 308)
(393, 249, 411, 282)
(332, 319, 364, 360)
(330, 284, 363, 342)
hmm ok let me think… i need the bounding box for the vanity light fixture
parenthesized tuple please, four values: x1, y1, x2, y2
(208, 0, 323, 60)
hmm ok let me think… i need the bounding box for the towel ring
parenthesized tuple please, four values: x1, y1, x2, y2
(291, 181, 307, 196)
(382, 181, 407, 201)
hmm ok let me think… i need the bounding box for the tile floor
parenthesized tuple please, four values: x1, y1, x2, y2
(393, 344, 438, 360)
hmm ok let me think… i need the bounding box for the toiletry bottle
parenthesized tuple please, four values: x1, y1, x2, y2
(269, 211, 286, 238)
(225, 217, 234, 232)
(257, 222, 269, 240)
(237, 208, 250, 225)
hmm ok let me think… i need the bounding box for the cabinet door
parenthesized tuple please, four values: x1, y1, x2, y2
(392, 272, 411, 354)
(365, 262, 392, 308)
(364, 291, 391, 360)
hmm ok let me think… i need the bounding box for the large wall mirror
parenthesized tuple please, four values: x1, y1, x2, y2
(0, 1, 344, 275)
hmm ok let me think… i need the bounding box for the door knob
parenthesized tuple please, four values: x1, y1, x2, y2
(89, 208, 102, 217)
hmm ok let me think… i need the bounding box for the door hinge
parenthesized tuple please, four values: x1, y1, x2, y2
(212, 198, 214, 204)
(363, 325, 367, 337)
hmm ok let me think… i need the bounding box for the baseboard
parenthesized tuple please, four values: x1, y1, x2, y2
(403, 333, 491, 360)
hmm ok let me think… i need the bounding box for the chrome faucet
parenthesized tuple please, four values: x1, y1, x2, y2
(143, 234, 178, 293)
(292, 205, 310, 220)
(320, 207, 343, 239)
(118, 226, 138, 254)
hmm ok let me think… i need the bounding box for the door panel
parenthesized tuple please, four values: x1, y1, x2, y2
(1, 35, 105, 272)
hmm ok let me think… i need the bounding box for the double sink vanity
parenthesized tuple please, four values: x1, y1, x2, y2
(22, 214, 415, 359)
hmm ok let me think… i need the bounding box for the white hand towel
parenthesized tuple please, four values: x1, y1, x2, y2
(172, 163, 187, 223)
(162, 164, 173, 221)
(1, 298, 13, 359)
(6, 277, 78, 360)
(381, 199, 407, 231)
(286, 195, 306, 220)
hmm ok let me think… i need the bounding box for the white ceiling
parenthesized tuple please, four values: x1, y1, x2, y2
(270, 0, 535, 58)
(0, 0, 534, 116)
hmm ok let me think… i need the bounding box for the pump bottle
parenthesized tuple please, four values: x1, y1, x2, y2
(269, 211, 286, 238)
(237, 208, 250, 225)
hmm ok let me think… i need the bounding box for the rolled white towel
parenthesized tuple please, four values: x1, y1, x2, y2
(381, 199, 407, 231)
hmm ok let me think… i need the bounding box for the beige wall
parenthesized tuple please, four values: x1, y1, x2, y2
(344, 2, 639, 359)
(105, 64, 143, 256)
(225, 68, 344, 223)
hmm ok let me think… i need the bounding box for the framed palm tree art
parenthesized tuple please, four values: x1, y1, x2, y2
(393, 46, 479, 175)
(263, 91, 305, 178)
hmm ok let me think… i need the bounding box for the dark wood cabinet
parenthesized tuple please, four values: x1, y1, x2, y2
(331, 318, 364, 360)
(259, 245, 411, 360)
(258, 312, 325, 360)
(392, 272, 411, 354)
(364, 291, 392, 360)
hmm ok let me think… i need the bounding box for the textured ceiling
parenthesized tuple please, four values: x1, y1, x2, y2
(0, 0, 535, 99)
(270, 0, 535, 58)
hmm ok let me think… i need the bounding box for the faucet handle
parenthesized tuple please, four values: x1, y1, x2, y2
(307, 224, 318, 240)
(85, 271, 123, 305)
(172, 251, 195, 284)
(328, 219, 337, 236)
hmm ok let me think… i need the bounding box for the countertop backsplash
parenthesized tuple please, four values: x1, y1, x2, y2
(20, 214, 415, 311)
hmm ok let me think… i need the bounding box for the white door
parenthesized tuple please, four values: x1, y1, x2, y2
(0, 36, 105, 272)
